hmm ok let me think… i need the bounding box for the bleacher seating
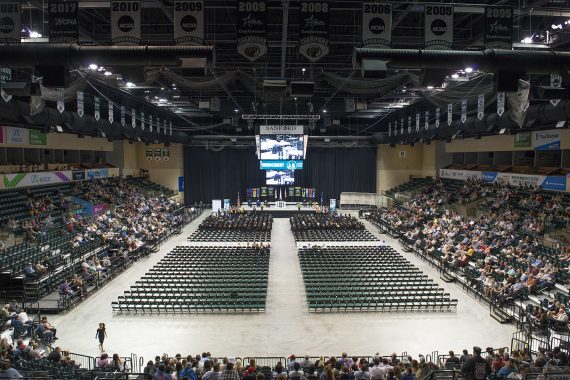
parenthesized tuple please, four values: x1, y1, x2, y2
(292, 229, 377, 242)
(299, 246, 458, 312)
(112, 246, 270, 314)
(383, 177, 433, 198)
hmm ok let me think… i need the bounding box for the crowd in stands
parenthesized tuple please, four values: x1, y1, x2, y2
(199, 213, 273, 231)
(290, 214, 365, 231)
(368, 178, 569, 311)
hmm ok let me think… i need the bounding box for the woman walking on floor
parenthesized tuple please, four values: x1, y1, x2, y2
(96, 322, 107, 352)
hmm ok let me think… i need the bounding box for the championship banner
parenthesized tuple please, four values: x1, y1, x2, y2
(299, 1, 329, 62)
(424, 4, 453, 50)
(388, 121, 391, 137)
(407, 116, 411, 134)
(120, 105, 126, 126)
(435, 107, 440, 128)
(415, 113, 420, 132)
(94, 96, 100, 121)
(461, 99, 467, 123)
(447, 104, 452, 126)
(497, 92, 505, 116)
(424, 111, 429, 130)
(77, 91, 84, 117)
(131, 109, 136, 128)
(362, 2, 391, 48)
(48, 1, 78, 43)
(477, 94, 485, 120)
(108, 101, 114, 123)
(0, 2, 21, 43)
(110, 0, 141, 45)
(393, 120, 397, 136)
(236, 1, 267, 61)
(551, 73, 562, 107)
(174, 1, 204, 45)
(149, 115, 153, 132)
(141, 111, 145, 130)
(484, 6, 513, 49)
(57, 88, 64, 113)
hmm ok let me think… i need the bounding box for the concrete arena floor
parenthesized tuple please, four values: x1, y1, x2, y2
(49, 212, 515, 361)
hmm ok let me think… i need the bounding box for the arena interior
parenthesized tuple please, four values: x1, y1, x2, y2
(1, 0, 570, 379)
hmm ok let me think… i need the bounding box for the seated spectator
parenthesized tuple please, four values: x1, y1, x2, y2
(97, 353, 110, 368)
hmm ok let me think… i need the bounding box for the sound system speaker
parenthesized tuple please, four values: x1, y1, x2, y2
(36, 65, 68, 87)
(263, 79, 287, 97)
(360, 59, 387, 79)
(495, 70, 526, 92)
(290, 81, 314, 97)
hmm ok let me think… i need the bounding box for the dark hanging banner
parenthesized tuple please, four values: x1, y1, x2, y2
(484, 5, 513, 49)
(299, 1, 329, 62)
(236, 1, 267, 62)
(48, 1, 79, 43)
(174, 0, 204, 45)
(110, 0, 142, 45)
(362, 2, 392, 48)
(424, 4, 453, 50)
(0, 2, 21, 43)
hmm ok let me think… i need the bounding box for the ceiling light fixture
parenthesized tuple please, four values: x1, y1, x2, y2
(88, 63, 98, 70)
(464, 67, 473, 73)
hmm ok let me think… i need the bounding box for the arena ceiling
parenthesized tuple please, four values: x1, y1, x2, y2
(4, 0, 570, 141)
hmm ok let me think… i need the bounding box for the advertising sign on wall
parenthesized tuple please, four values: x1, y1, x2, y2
(514, 132, 532, 148)
(5, 127, 28, 144)
(86, 168, 109, 180)
(439, 169, 482, 181)
(29, 129, 47, 145)
(534, 130, 560, 150)
(1, 171, 72, 189)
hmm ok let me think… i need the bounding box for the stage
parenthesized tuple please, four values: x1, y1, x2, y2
(239, 203, 316, 218)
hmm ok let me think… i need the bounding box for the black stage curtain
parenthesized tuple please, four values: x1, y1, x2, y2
(183, 145, 377, 205)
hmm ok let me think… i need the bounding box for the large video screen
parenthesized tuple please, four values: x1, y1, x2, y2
(260, 135, 304, 160)
(265, 170, 295, 185)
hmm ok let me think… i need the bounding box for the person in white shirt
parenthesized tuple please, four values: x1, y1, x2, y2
(289, 362, 305, 380)
(369, 357, 385, 380)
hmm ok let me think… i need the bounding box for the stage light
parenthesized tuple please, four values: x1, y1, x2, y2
(29, 31, 42, 38)
(464, 67, 473, 73)
(521, 37, 533, 44)
(89, 63, 98, 70)
(104, 71, 112, 76)
(302, 68, 306, 72)
(234, 109, 239, 112)
(451, 73, 459, 79)
(427, 86, 434, 90)
(322, 109, 327, 113)
(126, 82, 136, 88)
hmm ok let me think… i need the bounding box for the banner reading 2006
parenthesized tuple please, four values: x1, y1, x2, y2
(237, 1, 267, 62)
(362, 2, 392, 48)
(299, 1, 329, 62)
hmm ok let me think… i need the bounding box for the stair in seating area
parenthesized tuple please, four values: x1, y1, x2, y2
(490, 303, 513, 324)
(440, 271, 456, 283)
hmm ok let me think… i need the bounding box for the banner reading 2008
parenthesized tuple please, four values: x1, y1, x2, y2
(237, 1, 267, 61)
(299, 1, 329, 62)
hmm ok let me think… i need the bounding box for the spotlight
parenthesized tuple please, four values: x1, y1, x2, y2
(104, 71, 112, 76)
(29, 31, 42, 38)
(126, 82, 136, 88)
(302, 68, 306, 72)
(89, 64, 98, 70)
(427, 86, 434, 90)
(521, 37, 533, 44)
(451, 73, 459, 79)
(322, 109, 327, 113)
(464, 67, 473, 74)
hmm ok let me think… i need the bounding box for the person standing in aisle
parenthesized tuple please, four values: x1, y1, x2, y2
(96, 323, 107, 352)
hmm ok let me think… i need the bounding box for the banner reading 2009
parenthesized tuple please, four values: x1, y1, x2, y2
(237, 1, 267, 61)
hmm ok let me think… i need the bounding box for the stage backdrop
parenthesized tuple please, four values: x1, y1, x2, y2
(183, 145, 377, 205)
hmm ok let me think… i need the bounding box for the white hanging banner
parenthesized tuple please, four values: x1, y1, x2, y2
(156, 117, 161, 134)
(141, 111, 145, 130)
(394, 120, 398, 136)
(236, 1, 267, 61)
(174, 0, 204, 45)
(497, 92, 505, 116)
(0, 2, 22, 43)
(108, 101, 114, 123)
(415, 113, 420, 132)
(425, 110, 429, 130)
(551, 73, 561, 107)
(163, 119, 167, 134)
(169, 121, 173, 136)
(388, 121, 392, 136)
(447, 103, 452, 126)
(435, 107, 440, 128)
(77, 91, 84, 117)
(362, 2, 392, 48)
(94, 96, 100, 121)
(149, 115, 153, 132)
(48, 1, 79, 43)
(400, 118, 404, 135)
(299, 1, 330, 62)
(461, 99, 467, 123)
(57, 88, 65, 113)
(110, 1, 141, 45)
(131, 109, 136, 128)
(477, 94, 485, 120)
(120, 105, 126, 126)
(424, 4, 453, 50)
(407, 116, 411, 134)
(1, 89, 12, 103)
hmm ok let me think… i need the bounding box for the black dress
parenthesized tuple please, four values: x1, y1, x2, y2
(96, 327, 106, 344)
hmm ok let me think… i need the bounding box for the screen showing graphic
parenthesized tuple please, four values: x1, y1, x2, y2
(265, 170, 295, 185)
(259, 135, 304, 160)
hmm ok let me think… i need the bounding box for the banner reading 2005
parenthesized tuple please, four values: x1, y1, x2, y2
(299, 1, 329, 62)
